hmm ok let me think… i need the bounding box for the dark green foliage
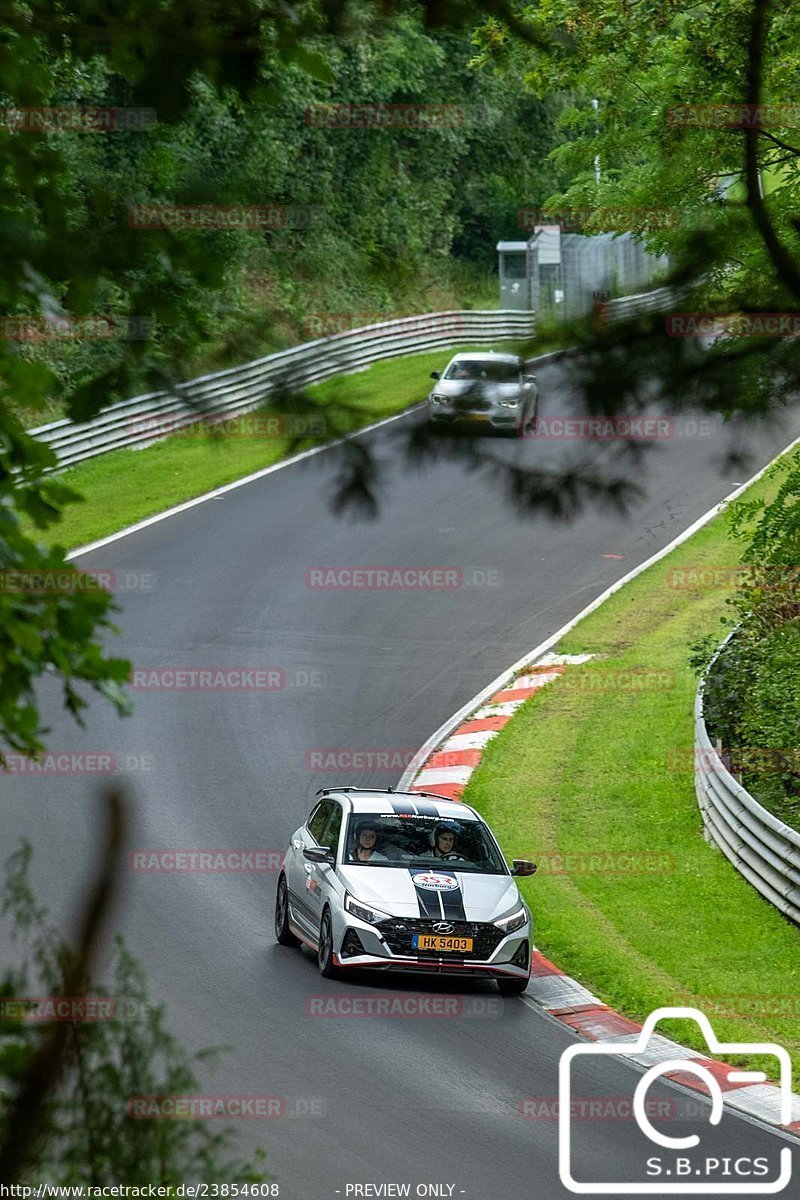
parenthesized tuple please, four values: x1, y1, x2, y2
(0, 842, 268, 1184)
(0, 2, 567, 760)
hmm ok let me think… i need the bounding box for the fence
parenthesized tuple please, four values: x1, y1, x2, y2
(503, 230, 670, 318)
(560, 233, 670, 321)
(27, 310, 536, 471)
(695, 647, 800, 925)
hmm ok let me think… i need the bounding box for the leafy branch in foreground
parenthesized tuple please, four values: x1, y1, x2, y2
(0, 0, 569, 758)
(0, 791, 267, 1185)
(0, 417, 132, 760)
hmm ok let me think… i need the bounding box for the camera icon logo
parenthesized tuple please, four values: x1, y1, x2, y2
(559, 1006, 793, 1194)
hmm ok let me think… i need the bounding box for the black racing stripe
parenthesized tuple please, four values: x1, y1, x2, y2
(440, 880, 467, 921)
(411, 798, 440, 817)
(409, 870, 444, 918)
(390, 798, 417, 816)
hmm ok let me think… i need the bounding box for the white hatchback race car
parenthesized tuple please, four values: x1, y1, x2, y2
(274, 787, 537, 995)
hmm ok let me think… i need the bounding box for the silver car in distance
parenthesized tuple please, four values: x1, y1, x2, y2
(274, 787, 537, 995)
(427, 351, 538, 435)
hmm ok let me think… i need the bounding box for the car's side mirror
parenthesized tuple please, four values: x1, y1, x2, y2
(430, 370, 440, 380)
(511, 859, 537, 877)
(304, 845, 335, 866)
(524, 374, 537, 383)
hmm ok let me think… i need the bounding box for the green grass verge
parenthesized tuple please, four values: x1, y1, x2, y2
(39, 342, 544, 551)
(464, 464, 800, 1088)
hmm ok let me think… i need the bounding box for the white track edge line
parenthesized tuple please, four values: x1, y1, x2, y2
(66, 346, 569, 561)
(398, 429, 800, 790)
(398, 428, 800, 1139)
(65, 406, 417, 560)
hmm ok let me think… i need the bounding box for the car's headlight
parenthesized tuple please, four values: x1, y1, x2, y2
(494, 906, 527, 934)
(431, 394, 451, 404)
(499, 397, 520, 408)
(344, 893, 392, 924)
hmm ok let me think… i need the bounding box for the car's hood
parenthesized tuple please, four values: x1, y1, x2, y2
(338, 865, 521, 921)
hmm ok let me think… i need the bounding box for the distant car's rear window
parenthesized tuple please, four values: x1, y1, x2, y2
(443, 360, 519, 383)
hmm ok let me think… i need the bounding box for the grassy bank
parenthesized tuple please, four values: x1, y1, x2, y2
(41, 343, 520, 551)
(464, 464, 800, 1086)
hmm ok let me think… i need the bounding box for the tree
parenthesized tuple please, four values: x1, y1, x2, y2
(0, 0, 564, 761)
(0, 792, 268, 1183)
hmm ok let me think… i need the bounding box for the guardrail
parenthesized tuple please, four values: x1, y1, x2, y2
(695, 644, 800, 925)
(607, 283, 679, 322)
(28, 310, 536, 470)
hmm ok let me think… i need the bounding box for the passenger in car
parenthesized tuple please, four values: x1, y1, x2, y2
(350, 822, 387, 863)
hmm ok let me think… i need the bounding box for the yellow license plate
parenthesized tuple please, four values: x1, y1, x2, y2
(413, 935, 474, 952)
(464, 413, 488, 421)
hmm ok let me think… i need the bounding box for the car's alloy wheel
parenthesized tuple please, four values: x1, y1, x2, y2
(317, 909, 340, 978)
(274, 876, 300, 947)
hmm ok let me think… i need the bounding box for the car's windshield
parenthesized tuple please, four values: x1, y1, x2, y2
(344, 813, 508, 874)
(443, 360, 519, 383)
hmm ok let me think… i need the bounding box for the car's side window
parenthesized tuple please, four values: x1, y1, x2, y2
(307, 800, 333, 844)
(319, 803, 343, 857)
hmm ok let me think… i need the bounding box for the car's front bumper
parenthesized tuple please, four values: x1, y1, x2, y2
(331, 912, 532, 979)
(428, 405, 520, 428)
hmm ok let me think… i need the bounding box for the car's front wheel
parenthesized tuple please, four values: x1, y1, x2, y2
(317, 908, 340, 979)
(497, 975, 529, 997)
(275, 875, 301, 947)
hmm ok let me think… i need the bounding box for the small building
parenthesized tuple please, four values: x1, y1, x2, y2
(496, 241, 531, 310)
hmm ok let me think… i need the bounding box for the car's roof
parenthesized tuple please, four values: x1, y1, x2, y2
(447, 351, 522, 365)
(318, 788, 481, 822)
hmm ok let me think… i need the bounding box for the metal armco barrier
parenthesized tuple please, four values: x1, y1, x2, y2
(695, 655, 800, 925)
(28, 310, 536, 470)
(606, 283, 680, 321)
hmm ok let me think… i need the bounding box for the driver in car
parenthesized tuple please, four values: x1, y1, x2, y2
(431, 824, 466, 862)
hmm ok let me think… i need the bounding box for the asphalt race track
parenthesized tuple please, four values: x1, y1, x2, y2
(2, 358, 799, 1198)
